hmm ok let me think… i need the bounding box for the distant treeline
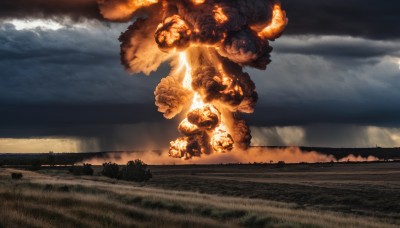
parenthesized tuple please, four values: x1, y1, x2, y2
(0, 150, 160, 167)
(0, 152, 104, 166)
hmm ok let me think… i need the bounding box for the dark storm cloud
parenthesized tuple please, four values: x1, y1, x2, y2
(1, 1, 400, 150)
(1, 0, 399, 40)
(2, 22, 400, 144)
(0, 23, 166, 105)
(247, 104, 400, 128)
(250, 124, 400, 148)
(246, 43, 400, 128)
(274, 36, 400, 59)
(282, 0, 400, 40)
(0, 0, 101, 21)
(0, 22, 178, 151)
(0, 104, 162, 127)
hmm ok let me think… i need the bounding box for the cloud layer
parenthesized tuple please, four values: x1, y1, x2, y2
(1, 1, 400, 151)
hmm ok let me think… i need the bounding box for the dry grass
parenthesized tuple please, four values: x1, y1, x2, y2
(0, 167, 397, 228)
(145, 162, 400, 221)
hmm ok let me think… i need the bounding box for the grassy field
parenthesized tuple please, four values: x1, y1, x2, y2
(0, 162, 399, 227)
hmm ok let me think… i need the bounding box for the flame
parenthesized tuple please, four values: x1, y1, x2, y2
(99, 0, 160, 21)
(180, 52, 193, 89)
(213, 5, 228, 24)
(256, 4, 288, 40)
(219, 65, 244, 97)
(211, 124, 234, 153)
(168, 51, 235, 158)
(190, 92, 205, 109)
(178, 118, 200, 135)
(131, 0, 159, 8)
(169, 137, 188, 158)
(191, 0, 205, 5)
(102, 0, 288, 160)
(155, 15, 192, 51)
(159, 9, 285, 157)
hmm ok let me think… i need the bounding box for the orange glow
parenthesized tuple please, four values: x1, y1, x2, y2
(219, 65, 244, 97)
(99, 0, 160, 21)
(178, 118, 200, 135)
(211, 124, 234, 153)
(169, 51, 235, 158)
(98, 0, 290, 161)
(213, 5, 228, 24)
(191, 0, 205, 5)
(155, 15, 191, 51)
(187, 103, 220, 130)
(255, 4, 288, 40)
(180, 52, 193, 89)
(132, 0, 159, 7)
(169, 137, 188, 158)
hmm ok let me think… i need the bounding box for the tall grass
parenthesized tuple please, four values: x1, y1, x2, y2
(0, 168, 397, 228)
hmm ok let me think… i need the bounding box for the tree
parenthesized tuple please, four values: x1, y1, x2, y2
(119, 159, 152, 182)
(82, 163, 94, 175)
(102, 162, 120, 179)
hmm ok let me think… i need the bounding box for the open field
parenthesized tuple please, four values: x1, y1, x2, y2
(147, 162, 400, 221)
(0, 162, 399, 227)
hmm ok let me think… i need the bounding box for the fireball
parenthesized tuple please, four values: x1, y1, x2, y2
(97, 0, 288, 159)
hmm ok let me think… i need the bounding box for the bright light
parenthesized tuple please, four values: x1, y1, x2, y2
(6, 19, 64, 31)
(0, 138, 97, 153)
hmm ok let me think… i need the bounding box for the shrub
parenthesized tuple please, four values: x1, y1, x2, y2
(69, 165, 80, 175)
(11, 172, 23, 180)
(102, 162, 120, 179)
(119, 160, 152, 182)
(276, 161, 285, 168)
(69, 163, 93, 176)
(58, 185, 70, 192)
(82, 163, 94, 175)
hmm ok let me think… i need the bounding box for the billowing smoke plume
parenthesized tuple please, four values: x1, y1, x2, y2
(98, 0, 288, 159)
(154, 76, 192, 119)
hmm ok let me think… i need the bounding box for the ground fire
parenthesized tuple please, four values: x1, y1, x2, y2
(97, 0, 288, 159)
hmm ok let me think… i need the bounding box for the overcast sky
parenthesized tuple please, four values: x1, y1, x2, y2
(0, 0, 400, 152)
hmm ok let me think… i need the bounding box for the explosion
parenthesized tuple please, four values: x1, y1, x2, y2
(98, 0, 288, 159)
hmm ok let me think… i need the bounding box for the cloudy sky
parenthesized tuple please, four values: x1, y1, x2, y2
(0, 0, 400, 152)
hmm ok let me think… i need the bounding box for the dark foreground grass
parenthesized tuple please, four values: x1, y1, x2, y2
(0, 163, 399, 228)
(145, 162, 400, 221)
